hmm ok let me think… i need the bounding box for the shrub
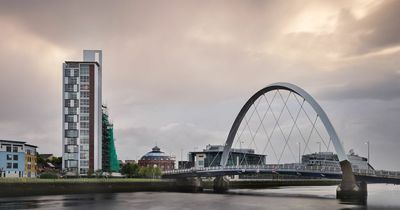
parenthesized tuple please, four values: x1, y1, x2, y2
(39, 173, 59, 179)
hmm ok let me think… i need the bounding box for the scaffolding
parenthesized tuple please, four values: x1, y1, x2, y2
(102, 105, 120, 172)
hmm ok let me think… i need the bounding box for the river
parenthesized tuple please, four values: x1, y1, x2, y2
(0, 184, 399, 210)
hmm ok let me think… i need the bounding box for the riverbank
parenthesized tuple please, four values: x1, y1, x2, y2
(0, 178, 340, 197)
(0, 178, 174, 197)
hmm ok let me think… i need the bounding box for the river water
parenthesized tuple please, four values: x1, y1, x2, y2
(0, 184, 399, 210)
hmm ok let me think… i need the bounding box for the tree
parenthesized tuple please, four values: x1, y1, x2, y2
(121, 163, 139, 178)
(138, 166, 161, 178)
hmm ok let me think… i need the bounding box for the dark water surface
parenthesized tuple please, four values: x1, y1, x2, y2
(0, 184, 399, 210)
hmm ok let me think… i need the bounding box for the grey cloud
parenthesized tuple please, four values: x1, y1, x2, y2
(0, 0, 399, 170)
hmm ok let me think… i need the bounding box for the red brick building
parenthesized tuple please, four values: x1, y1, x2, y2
(138, 146, 175, 171)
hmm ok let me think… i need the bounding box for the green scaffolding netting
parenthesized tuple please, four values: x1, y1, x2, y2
(102, 108, 120, 172)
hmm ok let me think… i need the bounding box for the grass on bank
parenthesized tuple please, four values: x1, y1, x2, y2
(0, 178, 164, 184)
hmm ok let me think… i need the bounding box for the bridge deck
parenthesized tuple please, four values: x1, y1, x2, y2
(162, 165, 400, 184)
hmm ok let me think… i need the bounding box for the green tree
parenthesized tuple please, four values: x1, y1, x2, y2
(138, 166, 161, 178)
(121, 163, 139, 178)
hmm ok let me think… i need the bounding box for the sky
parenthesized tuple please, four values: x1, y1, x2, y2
(0, 0, 399, 170)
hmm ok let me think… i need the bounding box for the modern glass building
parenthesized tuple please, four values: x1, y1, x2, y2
(62, 50, 103, 176)
(187, 144, 266, 169)
(0, 140, 37, 178)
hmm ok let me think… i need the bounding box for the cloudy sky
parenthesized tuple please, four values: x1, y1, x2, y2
(0, 0, 399, 170)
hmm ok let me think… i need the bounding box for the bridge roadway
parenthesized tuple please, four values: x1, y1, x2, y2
(162, 164, 400, 184)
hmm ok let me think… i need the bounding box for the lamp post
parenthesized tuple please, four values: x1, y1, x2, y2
(365, 141, 370, 165)
(297, 142, 301, 164)
(316, 142, 321, 153)
(153, 164, 157, 179)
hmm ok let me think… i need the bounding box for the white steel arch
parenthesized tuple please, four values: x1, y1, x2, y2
(220, 82, 349, 167)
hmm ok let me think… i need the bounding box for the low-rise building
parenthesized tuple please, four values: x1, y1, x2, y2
(301, 150, 374, 171)
(0, 140, 38, 178)
(186, 144, 266, 169)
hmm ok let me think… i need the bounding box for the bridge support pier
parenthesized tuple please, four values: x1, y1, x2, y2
(175, 177, 203, 193)
(336, 181, 367, 203)
(336, 160, 367, 202)
(213, 176, 230, 193)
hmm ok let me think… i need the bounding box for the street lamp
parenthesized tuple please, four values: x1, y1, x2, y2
(153, 164, 157, 179)
(297, 142, 301, 164)
(365, 141, 370, 165)
(316, 142, 321, 153)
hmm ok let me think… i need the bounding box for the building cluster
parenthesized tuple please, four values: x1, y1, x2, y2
(0, 140, 37, 178)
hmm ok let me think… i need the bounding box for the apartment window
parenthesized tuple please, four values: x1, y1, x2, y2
(80, 168, 88, 174)
(80, 99, 89, 106)
(64, 69, 71, 77)
(64, 99, 79, 108)
(65, 153, 78, 160)
(80, 122, 89, 129)
(80, 107, 89, 114)
(64, 84, 75, 92)
(80, 130, 89, 136)
(66, 63, 79, 68)
(7, 163, 12, 169)
(80, 144, 89, 151)
(65, 92, 78, 100)
(73, 69, 79, 76)
(80, 84, 90, 91)
(7, 154, 12, 160)
(65, 130, 78, 138)
(80, 115, 89, 121)
(65, 145, 78, 153)
(27, 165, 31, 170)
(65, 115, 76, 123)
(80, 65, 89, 75)
(13, 155, 18, 161)
(80, 92, 90, 98)
(80, 160, 89, 167)
(68, 123, 77, 130)
(13, 146, 18, 152)
(81, 138, 89, 144)
(65, 160, 78, 168)
(66, 138, 77, 145)
(80, 152, 89, 159)
(80, 76, 89, 83)
(6, 146, 11, 152)
(67, 77, 78, 84)
(13, 163, 18, 169)
(67, 108, 77, 115)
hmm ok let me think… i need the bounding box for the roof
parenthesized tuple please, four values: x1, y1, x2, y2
(39, 154, 54, 159)
(0, 139, 26, 144)
(64, 61, 100, 66)
(25, 144, 38, 148)
(140, 146, 172, 160)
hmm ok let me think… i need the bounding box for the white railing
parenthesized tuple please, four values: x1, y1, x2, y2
(163, 164, 400, 180)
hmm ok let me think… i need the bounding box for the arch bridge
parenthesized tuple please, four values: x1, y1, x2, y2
(163, 82, 400, 198)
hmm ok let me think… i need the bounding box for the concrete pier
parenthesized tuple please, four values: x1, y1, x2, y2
(213, 176, 230, 193)
(175, 177, 204, 193)
(336, 160, 368, 201)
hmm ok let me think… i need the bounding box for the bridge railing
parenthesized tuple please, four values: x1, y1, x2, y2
(163, 165, 400, 179)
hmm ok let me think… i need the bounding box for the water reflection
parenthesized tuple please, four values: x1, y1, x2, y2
(0, 184, 398, 210)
